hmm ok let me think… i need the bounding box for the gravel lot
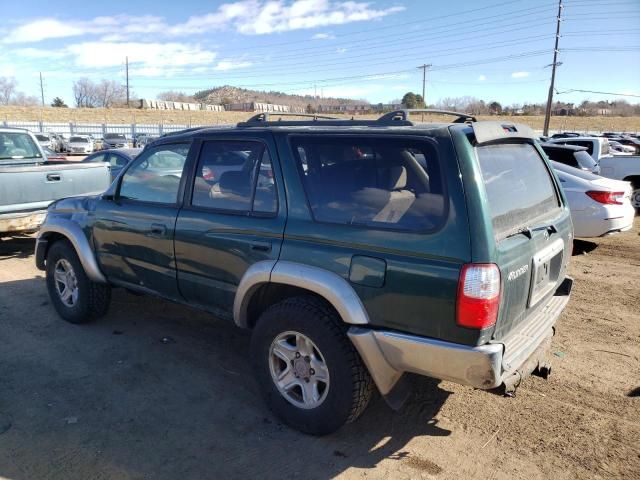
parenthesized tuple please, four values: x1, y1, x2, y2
(0, 220, 638, 480)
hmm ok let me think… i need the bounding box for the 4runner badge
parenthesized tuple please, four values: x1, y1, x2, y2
(507, 265, 529, 281)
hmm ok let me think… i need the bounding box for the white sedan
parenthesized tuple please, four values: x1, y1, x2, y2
(553, 161, 635, 238)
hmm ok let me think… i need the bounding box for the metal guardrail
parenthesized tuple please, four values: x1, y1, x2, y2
(0, 121, 208, 139)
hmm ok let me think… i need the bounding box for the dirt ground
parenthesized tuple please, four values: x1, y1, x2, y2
(0, 221, 638, 480)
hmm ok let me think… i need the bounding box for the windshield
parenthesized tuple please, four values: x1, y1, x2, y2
(105, 134, 126, 140)
(0, 132, 43, 160)
(70, 137, 89, 143)
(35, 134, 49, 141)
(477, 143, 560, 240)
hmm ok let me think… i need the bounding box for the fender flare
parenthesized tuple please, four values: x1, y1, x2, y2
(233, 260, 370, 328)
(36, 216, 107, 283)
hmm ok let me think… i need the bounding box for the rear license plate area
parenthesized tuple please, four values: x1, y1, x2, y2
(529, 238, 564, 307)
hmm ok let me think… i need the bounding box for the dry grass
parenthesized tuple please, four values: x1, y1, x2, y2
(1, 106, 639, 132)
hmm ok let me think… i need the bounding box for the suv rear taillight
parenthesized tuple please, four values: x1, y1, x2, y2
(456, 264, 501, 329)
(585, 191, 624, 205)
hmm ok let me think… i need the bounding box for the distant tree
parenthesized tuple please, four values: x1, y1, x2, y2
(158, 90, 195, 103)
(51, 97, 68, 108)
(488, 101, 502, 114)
(10, 92, 39, 107)
(73, 78, 98, 108)
(401, 92, 416, 108)
(0, 76, 17, 105)
(96, 79, 127, 108)
(306, 103, 316, 114)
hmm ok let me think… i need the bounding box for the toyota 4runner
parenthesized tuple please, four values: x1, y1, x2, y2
(35, 110, 574, 435)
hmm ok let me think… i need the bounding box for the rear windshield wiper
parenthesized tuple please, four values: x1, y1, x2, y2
(505, 223, 557, 240)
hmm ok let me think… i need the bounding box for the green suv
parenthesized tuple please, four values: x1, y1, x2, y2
(35, 111, 573, 435)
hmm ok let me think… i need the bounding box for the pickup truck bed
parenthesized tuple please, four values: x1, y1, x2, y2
(0, 162, 110, 234)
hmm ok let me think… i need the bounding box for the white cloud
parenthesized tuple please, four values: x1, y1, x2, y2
(478, 75, 486, 81)
(336, 47, 347, 54)
(214, 60, 253, 71)
(312, 32, 335, 40)
(5, 1, 404, 43)
(66, 42, 217, 69)
(511, 71, 530, 78)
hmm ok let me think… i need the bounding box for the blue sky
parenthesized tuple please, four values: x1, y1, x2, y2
(1, 0, 639, 106)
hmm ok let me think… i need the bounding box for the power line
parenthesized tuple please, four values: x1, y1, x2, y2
(557, 89, 640, 98)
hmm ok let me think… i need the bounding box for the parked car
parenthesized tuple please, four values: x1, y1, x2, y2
(608, 140, 635, 154)
(43, 147, 67, 162)
(35, 112, 574, 435)
(613, 136, 640, 154)
(35, 133, 55, 150)
(66, 135, 94, 155)
(101, 133, 129, 150)
(82, 148, 141, 181)
(548, 136, 640, 208)
(136, 134, 158, 148)
(550, 132, 582, 139)
(552, 161, 634, 238)
(0, 128, 110, 235)
(57, 134, 70, 152)
(540, 142, 600, 174)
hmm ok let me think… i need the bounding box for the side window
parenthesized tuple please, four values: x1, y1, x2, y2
(118, 144, 189, 204)
(87, 153, 107, 163)
(191, 140, 277, 214)
(291, 136, 445, 231)
(107, 153, 129, 168)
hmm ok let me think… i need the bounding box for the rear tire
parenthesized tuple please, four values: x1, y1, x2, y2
(45, 240, 111, 324)
(250, 296, 374, 435)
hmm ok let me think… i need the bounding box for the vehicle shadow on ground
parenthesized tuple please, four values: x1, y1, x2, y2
(572, 239, 598, 256)
(0, 271, 452, 480)
(0, 235, 35, 261)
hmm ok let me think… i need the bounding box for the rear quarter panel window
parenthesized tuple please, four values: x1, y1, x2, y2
(476, 143, 561, 239)
(291, 136, 446, 232)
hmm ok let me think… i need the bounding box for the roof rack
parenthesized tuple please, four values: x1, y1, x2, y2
(378, 109, 477, 124)
(241, 112, 340, 123)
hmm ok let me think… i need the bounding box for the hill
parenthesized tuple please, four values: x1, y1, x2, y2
(193, 85, 368, 109)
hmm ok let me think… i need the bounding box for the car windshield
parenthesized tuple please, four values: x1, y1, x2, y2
(0, 132, 43, 160)
(476, 142, 560, 240)
(35, 134, 49, 141)
(105, 134, 126, 140)
(70, 137, 89, 143)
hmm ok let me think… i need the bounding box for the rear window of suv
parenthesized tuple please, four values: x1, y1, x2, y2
(291, 136, 446, 232)
(476, 143, 560, 240)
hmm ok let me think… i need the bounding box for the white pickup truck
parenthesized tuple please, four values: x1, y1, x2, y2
(0, 128, 111, 235)
(548, 136, 640, 209)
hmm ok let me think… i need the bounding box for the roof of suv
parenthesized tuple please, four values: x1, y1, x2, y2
(157, 110, 537, 146)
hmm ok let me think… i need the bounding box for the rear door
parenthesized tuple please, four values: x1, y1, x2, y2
(474, 142, 572, 339)
(174, 133, 285, 318)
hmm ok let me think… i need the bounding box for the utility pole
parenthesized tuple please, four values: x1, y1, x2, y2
(39, 72, 45, 106)
(417, 63, 432, 121)
(125, 56, 130, 108)
(543, 0, 563, 136)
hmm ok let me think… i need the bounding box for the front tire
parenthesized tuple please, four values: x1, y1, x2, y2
(45, 240, 111, 324)
(250, 296, 374, 435)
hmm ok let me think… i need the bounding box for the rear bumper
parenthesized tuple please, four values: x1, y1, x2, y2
(349, 277, 573, 395)
(0, 210, 47, 234)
